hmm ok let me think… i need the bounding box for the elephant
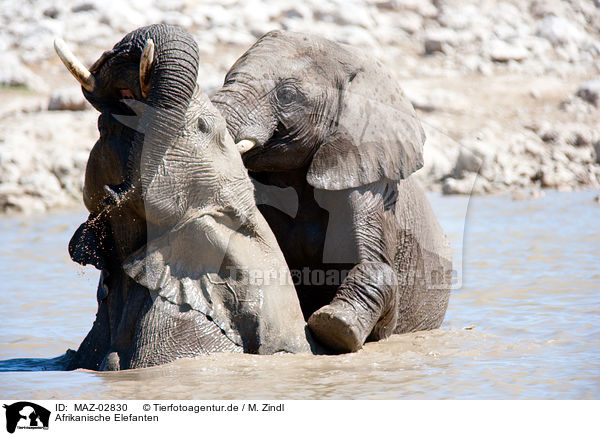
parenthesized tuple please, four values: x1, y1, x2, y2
(55, 24, 310, 370)
(211, 30, 453, 352)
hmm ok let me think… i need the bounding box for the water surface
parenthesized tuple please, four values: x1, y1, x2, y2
(1, 191, 598, 399)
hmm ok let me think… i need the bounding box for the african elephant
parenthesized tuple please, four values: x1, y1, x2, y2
(212, 30, 453, 352)
(56, 24, 309, 370)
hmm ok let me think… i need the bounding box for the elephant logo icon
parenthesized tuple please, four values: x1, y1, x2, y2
(2, 402, 50, 433)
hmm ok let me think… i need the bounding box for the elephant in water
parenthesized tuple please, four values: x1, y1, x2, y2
(211, 30, 453, 352)
(57, 24, 309, 370)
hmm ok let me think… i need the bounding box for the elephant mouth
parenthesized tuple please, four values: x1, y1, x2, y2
(241, 122, 289, 167)
(241, 145, 263, 164)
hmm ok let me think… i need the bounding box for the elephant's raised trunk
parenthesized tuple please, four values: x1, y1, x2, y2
(110, 24, 200, 225)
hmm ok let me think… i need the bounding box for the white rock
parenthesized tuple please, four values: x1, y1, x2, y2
(327, 4, 373, 28)
(19, 171, 63, 195)
(424, 28, 462, 47)
(437, 5, 479, 30)
(0, 52, 46, 91)
(454, 147, 482, 177)
(0, 162, 20, 184)
(281, 5, 312, 20)
(442, 173, 491, 195)
(416, 124, 459, 184)
(417, 145, 451, 183)
(48, 88, 89, 111)
(396, 10, 422, 35)
(576, 78, 600, 106)
(213, 27, 255, 45)
(536, 16, 586, 47)
(333, 25, 379, 48)
(160, 11, 193, 28)
(486, 39, 529, 62)
(197, 4, 235, 28)
(462, 136, 498, 171)
(0, 191, 47, 215)
(402, 0, 438, 18)
(530, 0, 565, 19)
(540, 164, 575, 188)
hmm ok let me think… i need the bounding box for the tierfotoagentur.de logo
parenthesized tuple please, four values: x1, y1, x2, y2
(3, 402, 50, 434)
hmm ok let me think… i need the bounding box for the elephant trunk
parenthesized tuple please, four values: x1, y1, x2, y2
(115, 24, 200, 225)
(211, 86, 277, 150)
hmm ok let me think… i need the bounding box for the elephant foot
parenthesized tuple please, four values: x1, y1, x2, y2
(309, 263, 399, 353)
(99, 351, 121, 371)
(308, 300, 367, 353)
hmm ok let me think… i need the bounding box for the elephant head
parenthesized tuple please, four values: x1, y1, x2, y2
(56, 25, 310, 369)
(211, 30, 426, 190)
(60, 23, 203, 268)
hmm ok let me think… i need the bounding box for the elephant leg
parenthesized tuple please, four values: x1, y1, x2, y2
(126, 295, 243, 369)
(98, 278, 152, 371)
(69, 274, 112, 370)
(99, 351, 121, 371)
(307, 262, 398, 353)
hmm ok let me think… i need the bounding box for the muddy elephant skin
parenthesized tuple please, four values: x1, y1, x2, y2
(61, 25, 309, 370)
(212, 30, 453, 352)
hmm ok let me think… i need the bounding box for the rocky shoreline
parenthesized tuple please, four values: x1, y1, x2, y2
(1, 0, 599, 214)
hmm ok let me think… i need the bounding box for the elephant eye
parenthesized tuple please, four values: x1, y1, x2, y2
(276, 85, 298, 106)
(197, 117, 210, 133)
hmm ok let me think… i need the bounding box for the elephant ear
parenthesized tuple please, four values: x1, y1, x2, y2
(122, 212, 310, 354)
(306, 68, 425, 190)
(122, 216, 245, 347)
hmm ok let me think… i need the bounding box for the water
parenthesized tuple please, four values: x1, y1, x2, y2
(1, 191, 599, 399)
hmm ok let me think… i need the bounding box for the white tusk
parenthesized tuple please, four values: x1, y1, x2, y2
(139, 38, 155, 99)
(236, 139, 256, 153)
(54, 38, 95, 92)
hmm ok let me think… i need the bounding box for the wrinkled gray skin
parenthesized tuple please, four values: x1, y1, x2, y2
(212, 30, 453, 352)
(66, 24, 309, 370)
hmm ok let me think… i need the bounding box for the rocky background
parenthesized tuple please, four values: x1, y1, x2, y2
(1, 0, 599, 214)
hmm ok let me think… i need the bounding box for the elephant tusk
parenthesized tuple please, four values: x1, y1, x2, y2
(236, 139, 256, 153)
(54, 38, 95, 92)
(139, 38, 155, 99)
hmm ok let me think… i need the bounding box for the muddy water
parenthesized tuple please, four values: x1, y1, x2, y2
(1, 191, 599, 399)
